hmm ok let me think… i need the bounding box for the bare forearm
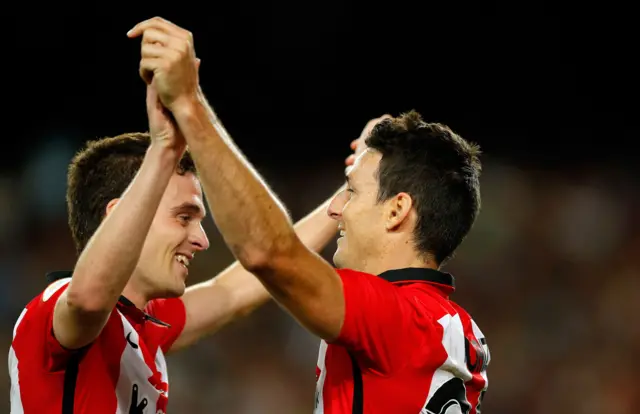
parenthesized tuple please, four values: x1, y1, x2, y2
(213, 186, 340, 314)
(69, 145, 179, 311)
(173, 96, 295, 268)
(170, 189, 340, 352)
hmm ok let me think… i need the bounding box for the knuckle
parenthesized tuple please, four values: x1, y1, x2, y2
(179, 41, 190, 55)
(166, 51, 177, 64)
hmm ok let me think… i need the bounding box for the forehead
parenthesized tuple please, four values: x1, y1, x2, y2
(348, 149, 381, 185)
(162, 172, 205, 210)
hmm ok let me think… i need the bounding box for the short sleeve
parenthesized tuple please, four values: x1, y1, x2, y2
(144, 298, 187, 353)
(332, 269, 431, 373)
(13, 278, 77, 372)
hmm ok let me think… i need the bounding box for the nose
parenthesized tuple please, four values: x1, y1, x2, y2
(190, 224, 210, 251)
(327, 190, 347, 221)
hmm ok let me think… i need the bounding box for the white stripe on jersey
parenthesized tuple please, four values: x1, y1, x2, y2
(313, 340, 328, 414)
(114, 312, 169, 414)
(436, 313, 472, 382)
(10, 306, 31, 413)
(9, 346, 24, 414)
(421, 313, 473, 414)
(10, 280, 67, 414)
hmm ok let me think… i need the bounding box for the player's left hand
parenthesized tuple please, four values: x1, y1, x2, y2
(127, 17, 200, 112)
(345, 114, 392, 167)
(146, 83, 186, 156)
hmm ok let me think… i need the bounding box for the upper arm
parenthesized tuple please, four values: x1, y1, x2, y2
(331, 270, 431, 373)
(256, 240, 345, 341)
(168, 263, 270, 353)
(52, 283, 112, 351)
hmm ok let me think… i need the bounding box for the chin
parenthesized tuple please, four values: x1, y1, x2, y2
(333, 250, 346, 269)
(167, 283, 186, 298)
(156, 282, 186, 299)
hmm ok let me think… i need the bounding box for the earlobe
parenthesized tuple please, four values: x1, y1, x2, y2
(385, 193, 413, 231)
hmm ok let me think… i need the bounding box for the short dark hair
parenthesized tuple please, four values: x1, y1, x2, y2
(366, 110, 482, 265)
(66, 132, 196, 254)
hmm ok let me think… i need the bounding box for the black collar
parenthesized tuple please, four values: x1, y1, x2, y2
(378, 267, 455, 290)
(46, 271, 171, 328)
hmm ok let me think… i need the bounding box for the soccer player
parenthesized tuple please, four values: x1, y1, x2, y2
(8, 85, 345, 412)
(130, 17, 491, 414)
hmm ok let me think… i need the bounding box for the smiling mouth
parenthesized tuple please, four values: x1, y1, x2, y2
(175, 254, 191, 269)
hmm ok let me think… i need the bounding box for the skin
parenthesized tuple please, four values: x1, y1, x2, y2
(126, 17, 436, 343)
(51, 49, 342, 353)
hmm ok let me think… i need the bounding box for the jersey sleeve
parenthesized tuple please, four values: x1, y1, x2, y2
(144, 297, 187, 353)
(331, 269, 434, 373)
(12, 278, 78, 372)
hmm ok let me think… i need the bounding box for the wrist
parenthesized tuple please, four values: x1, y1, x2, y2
(168, 92, 202, 122)
(146, 142, 183, 165)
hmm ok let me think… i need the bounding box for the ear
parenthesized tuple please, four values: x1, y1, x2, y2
(384, 192, 413, 231)
(105, 198, 120, 217)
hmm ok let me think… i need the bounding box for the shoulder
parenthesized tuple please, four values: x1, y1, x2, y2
(15, 277, 72, 329)
(41, 277, 72, 302)
(449, 301, 487, 338)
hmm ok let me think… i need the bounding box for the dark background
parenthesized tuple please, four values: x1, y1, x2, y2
(3, 4, 639, 413)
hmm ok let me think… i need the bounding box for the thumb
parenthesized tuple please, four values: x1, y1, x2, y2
(195, 58, 201, 71)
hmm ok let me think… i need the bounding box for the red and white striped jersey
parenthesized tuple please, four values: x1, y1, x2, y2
(314, 268, 490, 414)
(9, 271, 187, 414)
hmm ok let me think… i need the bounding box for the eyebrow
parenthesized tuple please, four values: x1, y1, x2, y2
(171, 202, 206, 218)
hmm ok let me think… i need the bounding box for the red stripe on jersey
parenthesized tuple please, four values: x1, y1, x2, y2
(9, 275, 186, 414)
(313, 268, 490, 414)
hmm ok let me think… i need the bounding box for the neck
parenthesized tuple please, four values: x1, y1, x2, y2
(362, 243, 437, 276)
(121, 283, 149, 310)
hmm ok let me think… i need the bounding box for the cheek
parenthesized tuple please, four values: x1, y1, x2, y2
(147, 221, 184, 249)
(346, 203, 384, 235)
(343, 204, 368, 237)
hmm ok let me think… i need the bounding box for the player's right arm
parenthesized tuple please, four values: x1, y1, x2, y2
(52, 85, 185, 350)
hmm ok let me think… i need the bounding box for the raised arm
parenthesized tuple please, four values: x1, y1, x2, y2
(168, 187, 342, 352)
(128, 17, 354, 340)
(174, 100, 344, 339)
(53, 86, 186, 350)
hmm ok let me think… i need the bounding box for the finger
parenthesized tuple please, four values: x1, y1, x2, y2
(139, 58, 163, 84)
(141, 43, 167, 59)
(128, 17, 171, 38)
(350, 139, 358, 150)
(128, 17, 191, 40)
(142, 28, 191, 54)
(146, 84, 159, 112)
(345, 154, 355, 166)
(195, 58, 201, 71)
(141, 28, 171, 46)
